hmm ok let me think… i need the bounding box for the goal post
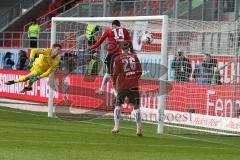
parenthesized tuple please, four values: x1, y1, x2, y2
(158, 16, 168, 134)
(48, 19, 57, 118)
(48, 15, 240, 136)
(49, 15, 169, 134)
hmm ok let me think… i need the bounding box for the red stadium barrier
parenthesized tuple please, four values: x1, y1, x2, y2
(0, 69, 239, 118)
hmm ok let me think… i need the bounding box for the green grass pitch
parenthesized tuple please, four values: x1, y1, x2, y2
(0, 107, 239, 160)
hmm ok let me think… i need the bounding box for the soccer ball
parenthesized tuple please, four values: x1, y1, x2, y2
(141, 33, 153, 44)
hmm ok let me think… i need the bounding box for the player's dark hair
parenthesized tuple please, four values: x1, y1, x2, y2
(52, 43, 62, 49)
(112, 20, 121, 26)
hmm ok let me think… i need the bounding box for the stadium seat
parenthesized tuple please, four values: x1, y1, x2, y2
(45, 21, 51, 30)
(48, 3, 55, 12)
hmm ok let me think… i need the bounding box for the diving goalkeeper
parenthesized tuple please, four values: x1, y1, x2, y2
(5, 43, 62, 93)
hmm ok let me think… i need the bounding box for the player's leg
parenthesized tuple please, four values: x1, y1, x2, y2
(112, 90, 124, 133)
(112, 105, 121, 133)
(129, 88, 142, 136)
(5, 73, 32, 85)
(96, 67, 110, 95)
(96, 54, 113, 95)
(134, 103, 142, 136)
(20, 70, 40, 93)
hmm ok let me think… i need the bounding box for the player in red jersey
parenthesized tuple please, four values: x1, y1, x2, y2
(111, 41, 143, 136)
(90, 20, 133, 95)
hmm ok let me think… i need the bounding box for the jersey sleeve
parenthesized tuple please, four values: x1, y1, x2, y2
(90, 29, 109, 49)
(39, 58, 59, 78)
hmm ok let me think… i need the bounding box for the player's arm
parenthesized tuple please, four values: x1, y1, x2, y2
(90, 29, 108, 50)
(39, 59, 59, 78)
(124, 29, 134, 52)
(29, 48, 43, 68)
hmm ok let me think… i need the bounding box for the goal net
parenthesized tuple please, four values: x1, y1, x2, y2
(49, 16, 240, 136)
(166, 19, 240, 136)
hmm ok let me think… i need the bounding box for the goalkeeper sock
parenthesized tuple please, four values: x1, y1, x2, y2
(14, 76, 28, 83)
(134, 109, 142, 129)
(100, 73, 110, 91)
(114, 106, 121, 129)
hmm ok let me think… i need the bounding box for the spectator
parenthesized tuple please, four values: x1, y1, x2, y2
(76, 21, 100, 75)
(172, 49, 192, 82)
(76, 20, 99, 46)
(60, 52, 77, 74)
(202, 53, 217, 75)
(203, 53, 221, 85)
(86, 50, 100, 75)
(211, 64, 222, 85)
(193, 53, 220, 85)
(193, 63, 210, 84)
(16, 50, 28, 70)
(28, 18, 40, 48)
(3, 52, 15, 69)
(85, 22, 99, 46)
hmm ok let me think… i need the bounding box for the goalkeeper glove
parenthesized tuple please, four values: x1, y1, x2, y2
(29, 75, 40, 83)
(28, 59, 34, 69)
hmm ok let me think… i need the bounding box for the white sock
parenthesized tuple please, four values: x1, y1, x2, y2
(113, 89, 118, 97)
(134, 109, 141, 129)
(100, 73, 110, 91)
(114, 106, 121, 129)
